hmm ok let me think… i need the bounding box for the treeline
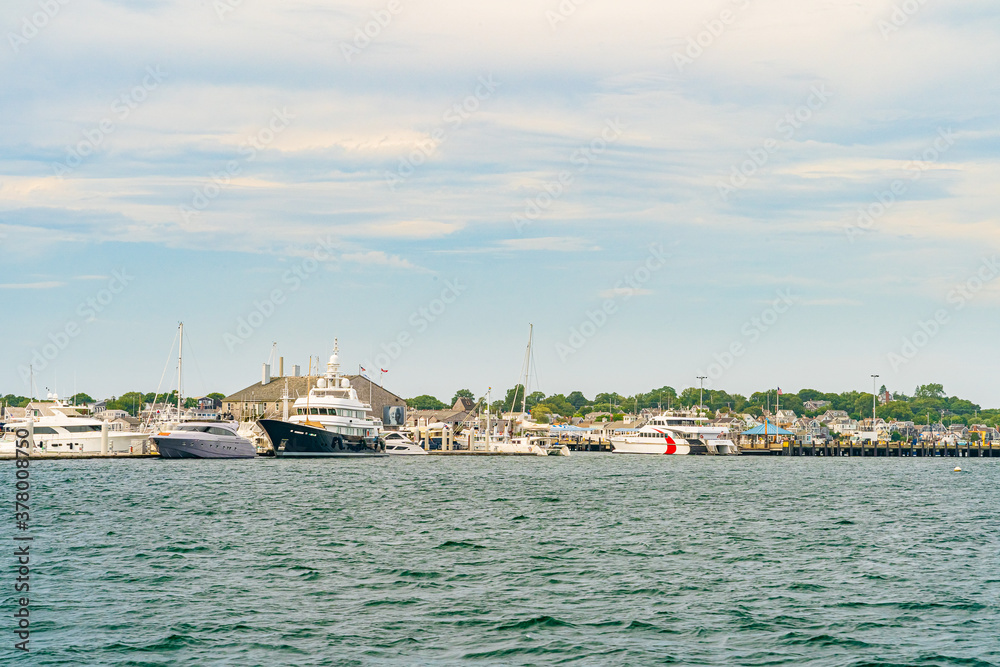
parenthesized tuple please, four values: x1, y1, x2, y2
(1, 391, 226, 417)
(406, 383, 997, 426)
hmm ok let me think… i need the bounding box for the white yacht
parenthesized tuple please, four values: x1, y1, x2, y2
(0, 401, 143, 454)
(382, 431, 428, 455)
(150, 421, 255, 459)
(257, 340, 384, 458)
(611, 413, 738, 455)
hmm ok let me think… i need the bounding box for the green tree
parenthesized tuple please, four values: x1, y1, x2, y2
(451, 389, 474, 405)
(531, 405, 552, 423)
(566, 391, 589, 409)
(68, 392, 94, 405)
(406, 395, 447, 410)
(538, 394, 575, 417)
(915, 383, 945, 399)
(184, 397, 198, 409)
(207, 392, 225, 401)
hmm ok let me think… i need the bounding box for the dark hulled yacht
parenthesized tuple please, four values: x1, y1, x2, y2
(257, 340, 385, 458)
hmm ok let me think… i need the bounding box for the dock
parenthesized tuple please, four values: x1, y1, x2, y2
(0, 452, 158, 460)
(745, 441, 1000, 457)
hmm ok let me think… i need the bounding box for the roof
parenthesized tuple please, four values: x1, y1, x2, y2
(742, 420, 794, 436)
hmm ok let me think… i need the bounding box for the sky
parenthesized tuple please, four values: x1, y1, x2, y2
(2, 0, 999, 406)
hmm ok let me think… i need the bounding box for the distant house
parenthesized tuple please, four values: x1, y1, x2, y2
(406, 397, 477, 431)
(775, 409, 797, 426)
(197, 397, 221, 410)
(819, 409, 849, 424)
(803, 400, 831, 412)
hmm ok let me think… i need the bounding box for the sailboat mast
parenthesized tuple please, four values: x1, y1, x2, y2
(520, 324, 532, 415)
(177, 322, 183, 417)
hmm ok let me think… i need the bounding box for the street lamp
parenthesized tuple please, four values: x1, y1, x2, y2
(696, 376, 707, 417)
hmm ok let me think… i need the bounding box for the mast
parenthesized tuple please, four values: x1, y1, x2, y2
(520, 323, 533, 416)
(177, 322, 183, 417)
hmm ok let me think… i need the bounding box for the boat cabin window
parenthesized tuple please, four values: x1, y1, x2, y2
(207, 427, 231, 436)
(65, 425, 102, 433)
(33, 427, 58, 434)
(310, 408, 319, 415)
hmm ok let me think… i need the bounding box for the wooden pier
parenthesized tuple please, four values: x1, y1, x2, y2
(0, 452, 158, 461)
(745, 441, 1000, 457)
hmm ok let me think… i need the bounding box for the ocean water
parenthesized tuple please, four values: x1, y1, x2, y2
(3, 454, 999, 666)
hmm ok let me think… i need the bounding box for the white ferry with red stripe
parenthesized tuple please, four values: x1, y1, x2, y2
(611, 414, 738, 455)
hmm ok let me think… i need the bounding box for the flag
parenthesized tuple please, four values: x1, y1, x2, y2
(381, 368, 388, 373)
(777, 387, 783, 395)
(360, 366, 366, 372)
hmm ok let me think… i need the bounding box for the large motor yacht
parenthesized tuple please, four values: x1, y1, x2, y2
(257, 341, 385, 458)
(151, 421, 256, 459)
(0, 399, 142, 454)
(611, 413, 738, 455)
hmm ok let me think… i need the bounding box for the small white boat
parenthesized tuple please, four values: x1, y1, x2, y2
(382, 431, 427, 455)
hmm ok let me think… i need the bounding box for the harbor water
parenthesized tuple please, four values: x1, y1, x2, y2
(4, 455, 999, 666)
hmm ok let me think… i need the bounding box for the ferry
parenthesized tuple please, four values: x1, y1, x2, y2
(257, 340, 385, 458)
(611, 413, 738, 455)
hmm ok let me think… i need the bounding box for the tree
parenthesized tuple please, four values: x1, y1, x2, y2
(538, 394, 575, 417)
(531, 405, 552, 423)
(405, 395, 447, 410)
(207, 392, 225, 401)
(525, 391, 546, 411)
(451, 389, 474, 405)
(184, 397, 198, 409)
(915, 383, 945, 399)
(69, 392, 94, 405)
(566, 391, 589, 409)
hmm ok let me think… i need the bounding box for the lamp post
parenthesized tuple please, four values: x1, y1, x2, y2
(696, 376, 707, 417)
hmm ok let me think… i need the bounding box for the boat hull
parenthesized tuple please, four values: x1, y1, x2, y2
(258, 419, 386, 458)
(612, 441, 693, 455)
(152, 435, 256, 459)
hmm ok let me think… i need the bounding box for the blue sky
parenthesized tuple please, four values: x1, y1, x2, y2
(2, 0, 1000, 406)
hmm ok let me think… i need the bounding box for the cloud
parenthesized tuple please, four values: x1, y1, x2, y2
(350, 220, 465, 239)
(340, 250, 424, 271)
(498, 237, 601, 252)
(599, 287, 653, 298)
(0, 281, 65, 289)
